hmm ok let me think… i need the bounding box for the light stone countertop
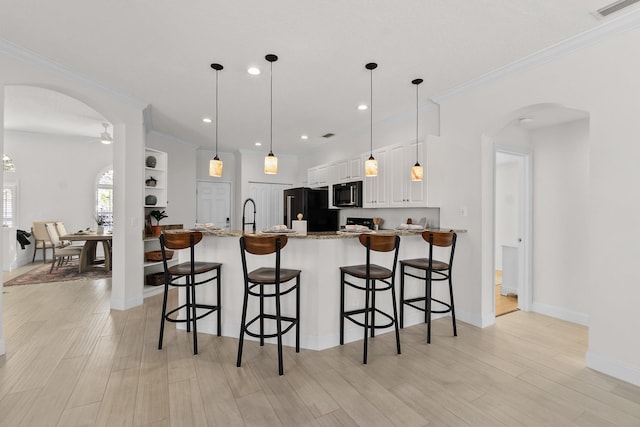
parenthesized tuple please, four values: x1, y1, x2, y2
(190, 228, 466, 239)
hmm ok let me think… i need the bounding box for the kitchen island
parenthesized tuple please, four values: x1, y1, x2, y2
(172, 229, 459, 350)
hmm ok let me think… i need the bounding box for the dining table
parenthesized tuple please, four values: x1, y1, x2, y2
(60, 231, 113, 273)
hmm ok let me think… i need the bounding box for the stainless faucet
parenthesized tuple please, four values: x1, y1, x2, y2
(242, 198, 256, 234)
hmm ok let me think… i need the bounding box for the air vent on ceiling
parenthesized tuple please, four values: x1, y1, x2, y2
(322, 133, 335, 138)
(596, 0, 640, 17)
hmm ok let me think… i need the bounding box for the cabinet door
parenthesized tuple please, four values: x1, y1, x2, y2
(336, 160, 349, 182)
(389, 144, 406, 207)
(349, 156, 363, 181)
(404, 142, 426, 206)
(363, 148, 388, 207)
(307, 167, 318, 187)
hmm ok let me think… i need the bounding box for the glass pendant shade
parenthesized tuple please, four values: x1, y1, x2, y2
(411, 163, 423, 181)
(264, 152, 278, 174)
(209, 156, 223, 177)
(365, 156, 378, 177)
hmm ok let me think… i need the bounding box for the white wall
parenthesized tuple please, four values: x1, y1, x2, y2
(4, 130, 113, 264)
(530, 119, 590, 322)
(437, 22, 640, 384)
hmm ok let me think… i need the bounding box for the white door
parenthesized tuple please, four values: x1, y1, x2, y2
(494, 149, 532, 312)
(247, 182, 291, 230)
(196, 181, 231, 229)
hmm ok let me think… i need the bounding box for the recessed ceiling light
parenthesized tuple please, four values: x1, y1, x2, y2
(519, 117, 533, 124)
(301, 135, 309, 140)
(255, 142, 262, 147)
(202, 117, 212, 123)
(358, 104, 368, 110)
(247, 67, 261, 75)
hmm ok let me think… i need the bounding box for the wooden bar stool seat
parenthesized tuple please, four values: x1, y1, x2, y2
(158, 231, 222, 355)
(340, 233, 401, 364)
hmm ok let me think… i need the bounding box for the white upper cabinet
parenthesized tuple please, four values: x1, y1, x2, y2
(308, 163, 336, 188)
(336, 156, 363, 182)
(363, 148, 388, 208)
(389, 142, 425, 207)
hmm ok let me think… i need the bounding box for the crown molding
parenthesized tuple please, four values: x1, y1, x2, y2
(0, 37, 147, 110)
(431, 8, 640, 104)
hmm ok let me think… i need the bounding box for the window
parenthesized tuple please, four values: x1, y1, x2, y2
(96, 168, 113, 227)
(3, 184, 16, 227)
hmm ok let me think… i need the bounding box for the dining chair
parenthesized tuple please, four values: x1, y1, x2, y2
(31, 221, 55, 263)
(44, 223, 83, 273)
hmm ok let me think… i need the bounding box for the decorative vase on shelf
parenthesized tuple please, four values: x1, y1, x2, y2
(146, 156, 157, 168)
(145, 195, 157, 205)
(151, 225, 162, 237)
(145, 177, 157, 187)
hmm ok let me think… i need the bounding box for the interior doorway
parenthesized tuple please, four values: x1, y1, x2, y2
(196, 181, 231, 229)
(494, 148, 532, 316)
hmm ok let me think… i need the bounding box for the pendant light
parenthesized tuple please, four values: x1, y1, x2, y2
(364, 62, 378, 177)
(209, 63, 224, 177)
(264, 54, 278, 174)
(411, 78, 424, 181)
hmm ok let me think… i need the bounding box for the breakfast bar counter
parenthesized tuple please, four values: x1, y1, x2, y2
(173, 230, 460, 350)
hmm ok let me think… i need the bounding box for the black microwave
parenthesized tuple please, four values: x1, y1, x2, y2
(333, 181, 363, 207)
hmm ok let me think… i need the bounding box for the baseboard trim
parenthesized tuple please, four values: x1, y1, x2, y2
(110, 295, 143, 311)
(0, 338, 5, 355)
(531, 302, 589, 325)
(586, 350, 640, 387)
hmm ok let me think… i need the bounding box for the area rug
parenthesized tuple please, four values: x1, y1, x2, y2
(3, 262, 112, 286)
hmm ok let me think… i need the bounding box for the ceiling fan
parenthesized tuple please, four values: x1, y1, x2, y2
(98, 123, 113, 144)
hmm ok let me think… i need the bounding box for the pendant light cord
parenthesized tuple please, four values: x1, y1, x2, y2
(215, 69, 219, 157)
(269, 59, 273, 155)
(415, 81, 418, 160)
(370, 66, 373, 157)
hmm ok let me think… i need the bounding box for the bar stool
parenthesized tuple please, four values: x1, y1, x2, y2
(400, 230, 457, 343)
(158, 230, 222, 355)
(340, 233, 401, 364)
(237, 234, 301, 376)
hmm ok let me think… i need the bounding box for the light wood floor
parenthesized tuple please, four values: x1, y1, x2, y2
(2, 278, 640, 426)
(495, 270, 518, 317)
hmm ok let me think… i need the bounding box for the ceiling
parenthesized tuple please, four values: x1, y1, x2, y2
(0, 0, 635, 154)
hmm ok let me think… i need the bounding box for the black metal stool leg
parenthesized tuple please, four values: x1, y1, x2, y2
(363, 277, 370, 365)
(190, 274, 199, 355)
(400, 264, 405, 328)
(275, 281, 284, 376)
(371, 280, 376, 338)
(296, 276, 300, 353)
(217, 267, 222, 336)
(390, 278, 401, 355)
(237, 283, 249, 368)
(158, 278, 169, 350)
(449, 276, 457, 337)
(426, 272, 432, 344)
(340, 271, 345, 345)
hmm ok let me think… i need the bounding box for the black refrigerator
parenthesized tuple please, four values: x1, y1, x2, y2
(283, 187, 339, 232)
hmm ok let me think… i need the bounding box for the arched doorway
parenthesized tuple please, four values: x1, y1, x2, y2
(487, 103, 590, 324)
